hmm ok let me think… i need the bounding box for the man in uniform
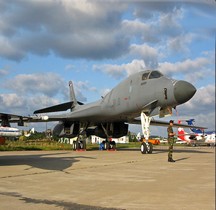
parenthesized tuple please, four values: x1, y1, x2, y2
(167, 120, 176, 162)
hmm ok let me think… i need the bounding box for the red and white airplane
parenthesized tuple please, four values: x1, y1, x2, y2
(177, 119, 215, 146)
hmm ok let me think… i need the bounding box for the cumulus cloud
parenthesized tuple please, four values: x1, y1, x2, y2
(4, 72, 66, 97)
(0, 1, 214, 62)
(167, 33, 195, 55)
(0, 92, 61, 115)
(158, 55, 214, 81)
(0, 68, 8, 77)
(188, 85, 215, 111)
(0, 0, 130, 61)
(175, 84, 215, 130)
(93, 59, 146, 79)
(130, 44, 158, 68)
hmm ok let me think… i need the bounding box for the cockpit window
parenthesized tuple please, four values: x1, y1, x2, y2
(149, 71, 163, 79)
(142, 71, 163, 80)
(142, 72, 150, 80)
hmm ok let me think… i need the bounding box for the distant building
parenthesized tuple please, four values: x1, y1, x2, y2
(58, 135, 129, 144)
(90, 135, 129, 144)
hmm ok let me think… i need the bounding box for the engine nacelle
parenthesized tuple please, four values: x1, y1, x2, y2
(53, 122, 80, 138)
(86, 122, 128, 138)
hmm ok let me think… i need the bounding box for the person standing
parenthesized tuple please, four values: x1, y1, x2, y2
(167, 120, 176, 162)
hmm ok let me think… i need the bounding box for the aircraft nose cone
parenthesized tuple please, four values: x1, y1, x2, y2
(174, 80, 196, 104)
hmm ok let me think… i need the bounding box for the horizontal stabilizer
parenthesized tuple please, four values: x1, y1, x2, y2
(34, 101, 84, 114)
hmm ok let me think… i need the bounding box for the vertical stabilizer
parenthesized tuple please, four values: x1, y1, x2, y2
(69, 81, 77, 106)
(178, 127, 186, 141)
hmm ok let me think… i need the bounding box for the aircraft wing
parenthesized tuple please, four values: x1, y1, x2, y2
(0, 112, 63, 127)
(0, 113, 31, 126)
(130, 118, 207, 129)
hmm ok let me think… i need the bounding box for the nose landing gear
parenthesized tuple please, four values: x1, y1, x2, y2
(140, 112, 153, 154)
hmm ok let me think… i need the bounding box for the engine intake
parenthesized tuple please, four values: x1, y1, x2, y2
(53, 122, 80, 137)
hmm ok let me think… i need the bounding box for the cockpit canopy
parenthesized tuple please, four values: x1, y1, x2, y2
(142, 70, 163, 80)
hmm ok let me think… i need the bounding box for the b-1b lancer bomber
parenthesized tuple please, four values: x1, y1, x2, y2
(0, 70, 199, 153)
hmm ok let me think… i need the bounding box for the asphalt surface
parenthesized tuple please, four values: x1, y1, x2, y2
(0, 146, 215, 210)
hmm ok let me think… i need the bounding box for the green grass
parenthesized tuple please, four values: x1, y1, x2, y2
(0, 140, 186, 151)
(0, 140, 73, 151)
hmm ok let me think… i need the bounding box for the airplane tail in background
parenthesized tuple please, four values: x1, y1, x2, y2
(69, 81, 77, 107)
(177, 127, 186, 141)
(34, 81, 84, 114)
(177, 120, 188, 142)
(177, 120, 196, 143)
(186, 119, 203, 134)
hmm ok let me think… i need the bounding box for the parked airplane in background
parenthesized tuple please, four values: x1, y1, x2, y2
(0, 126, 21, 137)
(178, 119, 215, 146)
(0, 70, 203, 153)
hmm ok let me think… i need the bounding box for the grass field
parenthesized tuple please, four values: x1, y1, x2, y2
(0, 139, 195, 151)
(0, 140, 148, 151)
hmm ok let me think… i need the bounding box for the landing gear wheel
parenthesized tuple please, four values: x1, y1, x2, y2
(81, 140, 86, 150)
(105, 141, 110, 150)
(76, 140, 80, 150)
(141, 142, 147, 154)
(73, 141, 77, 150)
(146, 142, 153, 154)
(110, 141, 116, 150)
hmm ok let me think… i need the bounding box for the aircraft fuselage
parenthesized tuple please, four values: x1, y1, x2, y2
(62, 70, 196, 123)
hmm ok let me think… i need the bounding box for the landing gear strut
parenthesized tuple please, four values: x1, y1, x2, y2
(140, 112, 153, 154)
(73, 139, 86, 151)
(100, 123, 116, 151)
(73, 124, 88, 151)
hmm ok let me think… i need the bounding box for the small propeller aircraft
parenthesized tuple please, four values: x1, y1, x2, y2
(0, 70, 203, 153)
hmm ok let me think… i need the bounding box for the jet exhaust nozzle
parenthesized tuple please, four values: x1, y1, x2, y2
(174, 81, 196, 104)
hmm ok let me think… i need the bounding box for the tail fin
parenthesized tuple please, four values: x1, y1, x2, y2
(186, 119, 203, 134)
(34, 81, 84, 114)
(178, 127, 186, 141)
(69, 81, 77, 106)
(177, 120, 186, 141)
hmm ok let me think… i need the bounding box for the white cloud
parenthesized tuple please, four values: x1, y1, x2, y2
(158, 55, 213, 81)
(167, 33, 195, 55)
(130, 44, 158, 68)
(0, 68, 8, 77)
(93, 59, 146, 79)
(4, 72, 66, 97)
(177, 84, 215, 117)
(0, 92, 61, 115)
(0, 0, 129, 61)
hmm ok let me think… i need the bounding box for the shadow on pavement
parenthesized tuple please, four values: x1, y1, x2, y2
(0, 152, 95, 171)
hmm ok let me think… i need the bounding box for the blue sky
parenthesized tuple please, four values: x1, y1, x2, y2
(0, 0, 215, 137)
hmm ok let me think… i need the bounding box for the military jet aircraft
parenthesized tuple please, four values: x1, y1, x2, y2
(0, 70, 202, 153)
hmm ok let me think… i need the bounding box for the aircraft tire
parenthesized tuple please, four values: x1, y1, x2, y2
(82, 140, 86, 150)
(140, 142, 147, 154)
(76, 140, 80, 150)
(146, 142, 153, 154)
(110, 141, 116, 150)
(73, 141, 77, 150)
(105, 141, 110, 150)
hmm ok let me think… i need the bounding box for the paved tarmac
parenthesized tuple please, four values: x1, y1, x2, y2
(0, 146, 215, 210)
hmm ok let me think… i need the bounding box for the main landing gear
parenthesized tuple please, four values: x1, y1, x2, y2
(72, 124, 89, 151)
(140, 112, 153, 154)
(73, 139, 86, 151)
(100, 139, 116, 151)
